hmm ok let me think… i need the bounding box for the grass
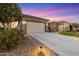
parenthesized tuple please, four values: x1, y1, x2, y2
(59, 32, 79, 38)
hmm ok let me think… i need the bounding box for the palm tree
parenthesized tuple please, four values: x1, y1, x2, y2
(0, 3, 22, 30)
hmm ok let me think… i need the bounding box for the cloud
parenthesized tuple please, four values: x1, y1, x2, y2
(22, 7, 79, 16)
(22, 7, 79, 23)
(43, 15, 79, 23)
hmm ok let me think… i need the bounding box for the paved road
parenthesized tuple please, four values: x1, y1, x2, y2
(28, 32, 79, 56)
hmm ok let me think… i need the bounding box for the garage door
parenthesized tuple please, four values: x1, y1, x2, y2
(27, 21, 45, 33)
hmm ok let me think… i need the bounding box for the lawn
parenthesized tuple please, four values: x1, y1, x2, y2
(59, 32, 79, 38)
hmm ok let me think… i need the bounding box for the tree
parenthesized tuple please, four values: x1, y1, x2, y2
(0, 3, 23, 29)
(71, 23, 79, 28)
(70, 23, 79, 32)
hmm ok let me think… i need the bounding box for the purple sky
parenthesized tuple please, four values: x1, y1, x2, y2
(18, 3, 79, 23)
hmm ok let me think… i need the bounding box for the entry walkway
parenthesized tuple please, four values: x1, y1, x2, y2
(28, 32, 79, 56)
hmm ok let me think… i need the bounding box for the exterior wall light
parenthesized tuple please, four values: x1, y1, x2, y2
(22, 21, 27, 24)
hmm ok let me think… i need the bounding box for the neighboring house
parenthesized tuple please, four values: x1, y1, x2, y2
(58, 21, 70, 32)
(48, 21, 70, 32)
(70, 23, 79, 32)
(19, 14, 49, 33)
(48, 22, 58, 32)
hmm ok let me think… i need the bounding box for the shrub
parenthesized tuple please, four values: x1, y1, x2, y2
(0, 28, 25, 52)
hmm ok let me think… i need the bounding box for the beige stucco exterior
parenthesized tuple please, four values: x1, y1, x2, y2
(18, 14, 49, 33)
(58, 23, 70, 32)
(58, 25, 64, 32)
(48, 21, 70, 32)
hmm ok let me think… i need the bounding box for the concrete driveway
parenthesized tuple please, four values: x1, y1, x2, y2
(28, 32, 79, 56)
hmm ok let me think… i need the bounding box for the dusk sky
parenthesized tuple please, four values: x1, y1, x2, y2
(18, 3, 79, 23)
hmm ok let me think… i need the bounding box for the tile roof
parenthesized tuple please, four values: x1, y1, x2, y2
(23, 14, 49, 23)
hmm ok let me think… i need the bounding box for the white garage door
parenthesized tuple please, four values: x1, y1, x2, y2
(27, 21, 45, 33)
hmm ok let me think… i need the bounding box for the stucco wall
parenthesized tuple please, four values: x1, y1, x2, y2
(58, 23, 70, 32)
(58, 25, 64, 32)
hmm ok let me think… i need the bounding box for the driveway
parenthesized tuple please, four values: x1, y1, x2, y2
(28, 32, 79, 56)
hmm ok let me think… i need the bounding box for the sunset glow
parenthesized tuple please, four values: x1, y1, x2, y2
(18, 3, 79, 23)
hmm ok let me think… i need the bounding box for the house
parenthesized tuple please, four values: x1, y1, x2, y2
(19, 14, 49, 33)
(48, 21, 58, 32)
(48, 21, 70, 32)
(58, 21, 70, 32)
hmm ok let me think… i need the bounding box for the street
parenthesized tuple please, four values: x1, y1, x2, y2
(28, 32, 79, 56)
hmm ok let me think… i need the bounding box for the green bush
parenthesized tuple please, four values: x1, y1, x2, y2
(0, 28, 25, 52)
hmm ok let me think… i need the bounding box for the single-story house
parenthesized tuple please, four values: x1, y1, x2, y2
(19, 14, 49, 33)
(48, 21, 58, 32)
(48, 21, 70, 32)
(58, 21, 70, 32)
